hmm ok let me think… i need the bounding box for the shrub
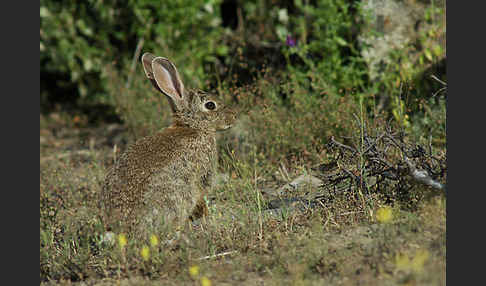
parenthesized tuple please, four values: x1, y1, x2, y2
(41, 0, 226, 111)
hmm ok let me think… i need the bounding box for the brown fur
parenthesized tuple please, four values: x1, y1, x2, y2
(100, 54, 236, 235)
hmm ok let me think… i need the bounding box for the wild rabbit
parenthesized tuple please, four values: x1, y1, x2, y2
(101, 53, 236, 236)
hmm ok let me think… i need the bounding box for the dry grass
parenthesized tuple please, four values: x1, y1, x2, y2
(40, 99, 446, 285)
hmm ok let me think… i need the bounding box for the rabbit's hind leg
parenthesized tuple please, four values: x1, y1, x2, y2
(189, 193, 209, 222)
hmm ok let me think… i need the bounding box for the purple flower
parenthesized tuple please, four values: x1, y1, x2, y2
(286, 35, 296, 47)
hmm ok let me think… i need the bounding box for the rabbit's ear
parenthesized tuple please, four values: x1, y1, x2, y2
(142, 52, 167, 94)
(141, 52, 156, 79)
(151, 57, 186, 102)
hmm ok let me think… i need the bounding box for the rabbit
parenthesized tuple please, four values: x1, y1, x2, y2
(100, 52, 237, 236)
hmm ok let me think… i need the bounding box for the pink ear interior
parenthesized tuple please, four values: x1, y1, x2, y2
(152, 57, 185, 100)
(157, 66, 180, 97)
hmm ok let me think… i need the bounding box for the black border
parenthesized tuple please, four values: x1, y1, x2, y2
(3, 1, 40, 284)
(447, 0, 483, 283)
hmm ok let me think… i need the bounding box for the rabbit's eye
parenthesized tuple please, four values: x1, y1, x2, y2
(205, 101, 216, 110)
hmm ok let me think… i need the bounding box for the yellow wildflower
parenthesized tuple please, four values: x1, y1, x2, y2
(395, 249, 430, 274)
(150, 234, 159, 247)
(118, 233, 127, 249)
(140, 245, 150, 261)
(376, 206, 393, 223)
(201, 276, 212, 286)
(189, 265, 199, 278)
(395, 252, 411, 272)
(411, 249, 430, 273)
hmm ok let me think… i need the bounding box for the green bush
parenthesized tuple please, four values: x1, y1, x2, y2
(41, 0, 446, 150)
(41, 0, 226, 110)
(279, 0, 368, 95)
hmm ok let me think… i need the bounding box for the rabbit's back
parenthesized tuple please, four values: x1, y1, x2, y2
(101, 127, 217, 232)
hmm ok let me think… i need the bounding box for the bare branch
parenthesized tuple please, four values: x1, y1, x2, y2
(198, 250, 238, 261)
(403, 156, 445, 191)
(329, 136, 358, 154)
